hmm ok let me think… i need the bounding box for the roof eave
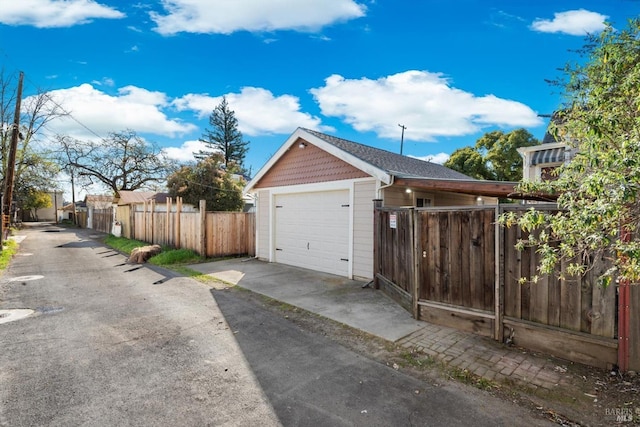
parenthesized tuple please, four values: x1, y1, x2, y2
(393, 177, 519, 198)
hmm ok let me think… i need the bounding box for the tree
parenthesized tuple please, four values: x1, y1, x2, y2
(444, 147, 492, 180)
(22, 189, 52, 221)
(0, 69, 67, 210)
(197, 97, 249, 173)
(57, 130, 176, 195)
(445, 129, 540, 181)
(499, 19, 640, 286)
(167, 154, 244, 211)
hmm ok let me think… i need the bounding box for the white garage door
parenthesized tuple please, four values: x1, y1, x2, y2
(274, 190, 350, 276)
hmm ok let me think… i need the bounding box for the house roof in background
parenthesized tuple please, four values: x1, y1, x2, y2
(116, 191, 157, 205)
(84, 194, 114, 204)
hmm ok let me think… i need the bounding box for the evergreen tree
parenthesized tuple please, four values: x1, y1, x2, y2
(197, 97, 249, 174)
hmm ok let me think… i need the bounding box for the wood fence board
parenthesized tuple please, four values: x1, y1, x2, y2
(503, 223, 520, 318)
(418, 214, 429, 300)
(419, 303, 493, 338)
(460, 211, 472, 308)
(547, 271, 561, 328)
(439, 212, 449, 303)
(504, 318, 617, 370)
(482, 209, 495, 311)
(449, 211, 462, 306)
(428, 212, 440, 302)
(521, 243, 534, 321)
(559, 259, 581, 332)
(470, 210, 486, 310)
(580, 264, 595, 334)
(530, 271, 549, 324)
(590, 272, 616, 338)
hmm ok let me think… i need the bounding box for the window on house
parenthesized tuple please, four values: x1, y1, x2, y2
(416, 198, 432, 207)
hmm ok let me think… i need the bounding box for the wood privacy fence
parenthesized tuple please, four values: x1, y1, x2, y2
(76, 208, 112, 234)
(374, 203, 639, 371)
(92, 208, 114, 234)
(116, 199, 255, 258)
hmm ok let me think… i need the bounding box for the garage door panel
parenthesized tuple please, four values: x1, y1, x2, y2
(274, 190, 349, 276)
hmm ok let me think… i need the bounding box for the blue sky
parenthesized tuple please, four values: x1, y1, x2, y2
(1, 0, 638, 196)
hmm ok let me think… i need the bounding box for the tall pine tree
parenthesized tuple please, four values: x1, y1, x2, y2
(197, 97, 249, 175)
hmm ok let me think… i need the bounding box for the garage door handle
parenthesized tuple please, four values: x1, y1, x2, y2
(307, 242, 309, 250)
(341, 258, 349, 261)
(276, 248, 283, 251)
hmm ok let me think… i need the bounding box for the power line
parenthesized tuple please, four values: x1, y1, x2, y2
(21, 73, 108, 142)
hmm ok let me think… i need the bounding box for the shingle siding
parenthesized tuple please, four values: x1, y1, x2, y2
(254, 138, 369, 188)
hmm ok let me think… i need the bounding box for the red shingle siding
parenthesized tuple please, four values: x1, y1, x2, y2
(254, 138, 369, 188)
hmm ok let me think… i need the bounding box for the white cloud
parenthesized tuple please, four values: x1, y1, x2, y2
(174, 87, 331, 136)
(38, 83, 196, 140)
(531, 9, 608, 36)
(310, 71, 542, 142)
(0, 0, 124, 28)
(150, 0, 366, 35)
(410, 153, 450, 165)
(163, 140, 210, 163)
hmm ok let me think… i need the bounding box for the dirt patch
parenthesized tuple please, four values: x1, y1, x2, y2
(224, 286, 640, 427)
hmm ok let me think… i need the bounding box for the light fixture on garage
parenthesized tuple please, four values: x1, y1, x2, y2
(405, 188, 412, 194)
(299, 142, 307, 149)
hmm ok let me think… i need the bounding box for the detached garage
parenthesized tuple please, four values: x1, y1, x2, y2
(245, 128, 517, 280)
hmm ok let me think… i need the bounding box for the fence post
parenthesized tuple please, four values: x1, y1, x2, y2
(150, 199, 155, 244)
(166, 197, 171, 247)
(494, 205, 505, 341)
(176, 197, 182, 249)
(373, 199, 383, 289)
(199, 200, 206, 256)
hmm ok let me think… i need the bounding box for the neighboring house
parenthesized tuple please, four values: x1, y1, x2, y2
(84, 194, 115, 230)
(518, 114, 577, 182)
(61, 201, 87, 221)
(245, 128, 518, 280)
(26, 190, 64, 222)
(116, 190, 197, 212)
(85, 194, 115, 209)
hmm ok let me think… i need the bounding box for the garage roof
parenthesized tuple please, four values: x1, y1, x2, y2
(246, 128, 478, 190)
(302, 128, 472, 181)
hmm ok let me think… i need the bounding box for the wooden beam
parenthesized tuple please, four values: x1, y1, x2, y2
(394, 177, 517, 198)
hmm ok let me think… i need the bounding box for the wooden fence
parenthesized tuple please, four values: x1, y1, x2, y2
(92, 208, 113, 234)
(374, 204, 636, 371)
(117, 199, 255, 258)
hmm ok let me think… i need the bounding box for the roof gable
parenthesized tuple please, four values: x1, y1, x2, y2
(253, 137, 369, 188)
(116, 190, 157, 205)
(246, 128, 472, 192)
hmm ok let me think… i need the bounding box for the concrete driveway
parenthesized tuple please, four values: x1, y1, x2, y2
(187, 258, 425, 342)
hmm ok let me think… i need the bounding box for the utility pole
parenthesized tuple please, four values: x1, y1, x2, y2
(71, 170, 78, 225)
(3, 71, 24, 230)
(398, 124, 407, 155)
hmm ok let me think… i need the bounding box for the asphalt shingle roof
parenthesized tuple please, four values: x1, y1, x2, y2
(302, 128, 473, 180)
